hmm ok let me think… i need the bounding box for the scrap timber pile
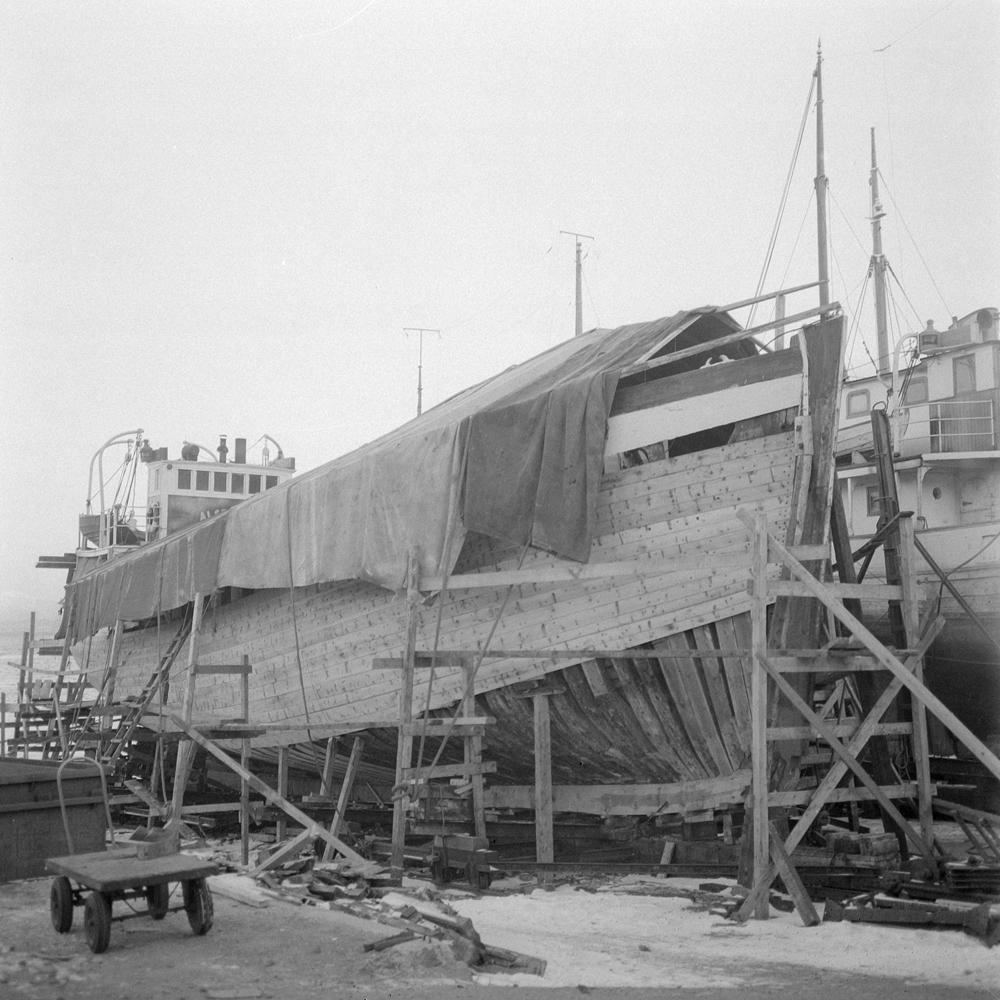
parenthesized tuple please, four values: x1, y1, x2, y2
(207, 839, 547, 977)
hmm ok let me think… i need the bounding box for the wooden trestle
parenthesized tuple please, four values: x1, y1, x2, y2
(737, 508, 1000, 924)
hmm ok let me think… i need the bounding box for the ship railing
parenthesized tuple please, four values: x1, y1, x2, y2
(898, 398, 997, 454)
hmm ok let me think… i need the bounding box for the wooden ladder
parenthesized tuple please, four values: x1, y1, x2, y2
(378, 552, 495, 875)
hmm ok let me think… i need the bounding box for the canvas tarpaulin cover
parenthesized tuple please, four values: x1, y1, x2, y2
(67, 311, 706, 640)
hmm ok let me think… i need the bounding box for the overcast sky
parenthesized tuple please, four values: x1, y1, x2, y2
(2, 0, 997, 626)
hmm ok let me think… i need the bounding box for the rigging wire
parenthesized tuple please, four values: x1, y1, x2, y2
(878, 170, 952, 317)
(748, 69, 816, 330)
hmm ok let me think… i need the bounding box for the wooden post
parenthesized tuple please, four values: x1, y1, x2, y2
(391, 551, 420, 875)
(898, 515, 935, 849)
(320, 737, 339, 798)
(17, 628, 28, 758)
(323, 736, 365, 861)
(168, 595, 203, 829)
(240, 654, 251, 866)
(1, 691, 6, 757)
(750, 510, 770, 918)
(533, 692, 555, 871)
(463, 662, 487, 839)
(276, 747, 289, 842)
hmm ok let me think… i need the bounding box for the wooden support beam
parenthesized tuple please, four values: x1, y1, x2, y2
(401, 761, 497, 780)
(462, 663, 487, 841)
(898, 517, 935, 848)
(276, 746, 289, 842)
(323, 736, 365, 862)
(533, 692, 555, 869)
(767, 820, 820, 926)
(166, 713, 370, 867)
(749, 510, 770, 919)
(168, 596, 203, 829)
(320, 737, 339, 798)
(766, 721, 912, 741)
(751, 516, 1000, 783)
(254, 828, 313, 874)
(391, 552, 420, 875)
(420, 552, 752, 593)
(240, 654, 250, 867)
(766, 580, 902, 600)
(482, 771, 750, 816)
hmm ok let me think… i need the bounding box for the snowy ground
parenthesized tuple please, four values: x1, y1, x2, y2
(451, 877, 999, 992)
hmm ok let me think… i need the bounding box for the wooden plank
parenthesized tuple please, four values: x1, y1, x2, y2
(768, 782, 926, 807)
(254, 828, 312, 874)
(401, 761, 497, 780)
(372, 654, 468, 670)
(606, 375, 803, 456)
(422, 552, 754, 593)
(766, 654, 887, 673)
(768, 580, 903, 600)
(482, 771, 750, 816)
(534, 693, 554, 865)
(192, 663, 253, 675)
(618, 303, 840, 379)
(401, 722, 489, 737)
(767, 721, 912, 741)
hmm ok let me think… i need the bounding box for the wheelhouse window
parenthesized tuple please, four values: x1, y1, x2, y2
(902, 376, 928, 405)
(195, 470, 210, 491)
(177, 469, 192, 489)
(846, 389, 870, 418)
(265, 475, 278, 489)
(248, 474, 261, 494)
(214, 472, 227, 492)
(231, 473, 244, 494)
(953, 355, 976, 394)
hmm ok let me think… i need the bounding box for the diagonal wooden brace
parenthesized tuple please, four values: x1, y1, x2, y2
(167, 713, 371, 869)
(762, 526, 1000, 783)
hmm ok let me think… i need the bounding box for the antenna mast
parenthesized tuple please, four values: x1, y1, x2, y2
(814, 42, 830, 311)
(560, 230, 594, 336)
(869, 129, 891, 376)
(403, 327, 440, 416)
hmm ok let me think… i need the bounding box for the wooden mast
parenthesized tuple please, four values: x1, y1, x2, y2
(869, 129, 892, 375)
(814, 42, 830, 313)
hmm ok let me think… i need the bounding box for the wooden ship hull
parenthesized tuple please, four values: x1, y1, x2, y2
(64, 305, 846, 809)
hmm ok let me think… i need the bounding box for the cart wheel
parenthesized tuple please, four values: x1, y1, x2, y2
(83, 892, 112, 954)
(50, 876, 74, 933)
(145, 883, 170, 920)
(183, 878, 213, 935)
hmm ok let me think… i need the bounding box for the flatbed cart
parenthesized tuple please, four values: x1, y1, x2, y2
(46, 848, 218, 953)
(45, 757, 217, 953)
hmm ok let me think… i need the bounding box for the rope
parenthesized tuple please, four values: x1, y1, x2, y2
(283, 487, 322, 775)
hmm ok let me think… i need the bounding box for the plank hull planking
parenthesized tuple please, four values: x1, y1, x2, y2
(85, 430, 797, 784)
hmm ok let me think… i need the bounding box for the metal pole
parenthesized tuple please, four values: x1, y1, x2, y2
(560, 231, 594, 337)
(403, 328, 440, 416)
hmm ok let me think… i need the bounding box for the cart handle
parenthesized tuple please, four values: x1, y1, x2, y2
(57, 757, 116, 853)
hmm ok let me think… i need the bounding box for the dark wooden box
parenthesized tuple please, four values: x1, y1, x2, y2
(0, 759, 106, 881)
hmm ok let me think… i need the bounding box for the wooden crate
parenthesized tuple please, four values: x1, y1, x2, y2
(0, 759, 106, 881)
